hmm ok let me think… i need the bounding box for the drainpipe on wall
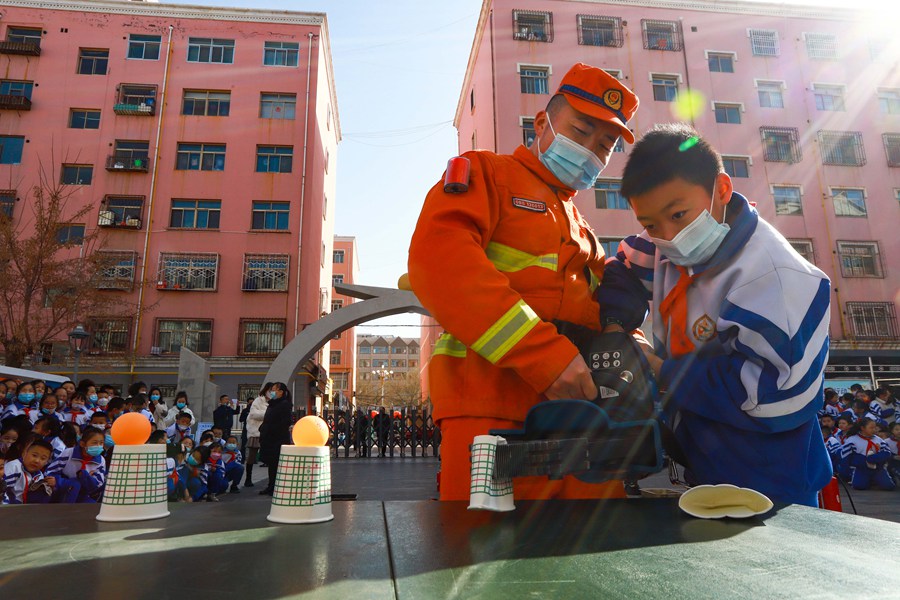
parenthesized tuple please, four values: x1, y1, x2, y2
(294, 31, 315, 338)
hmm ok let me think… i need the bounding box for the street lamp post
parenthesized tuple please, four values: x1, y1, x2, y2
(373, 368, 393, 408)
(67, 324, 90, 384)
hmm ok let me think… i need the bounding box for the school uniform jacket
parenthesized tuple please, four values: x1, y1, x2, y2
(597, 193, 832, 505)
(166, 424, 194, 444)
(841, 434, 892, 468)
(46, 446, 107, 495)
(868, 400, 896, 425)
(62, 408, 93, 427)
(2, 459, 46, 504)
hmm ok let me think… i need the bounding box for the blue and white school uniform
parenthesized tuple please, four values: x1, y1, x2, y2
(840, 434, 895, 491)
(206, 457, 227, 494)
(598, 193, 832, 505)
(46, 446, 107, 502)
(62, 407, 94, 427)
(820, 403, 841, 420)
(178, 462, 209, 501)
(0, 400, 28, 421)
(139, 408, 155, 425)
(222, 448, 245, 488)
(165, 423, 194, 444)
(825, 435, 843, 474)
(2, 459, 47, 504)
(868, 400, 896, 426)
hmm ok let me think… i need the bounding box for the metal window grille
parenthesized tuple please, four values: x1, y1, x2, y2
(256, 145, 294, 173)
(879, 89, 900, 114)
(512, 10, 553, 42)
(240, 320, 285, 355)
(577, 15, 623, 47)
(722, 157, 749, 178)
(118, 84, 156, 106)
(818, 131, 865, 166)
(773, 186, 803, 215)
(236, 384, 259, 403)
(805, 33, 837, 60)
(89, 318, 131, 353)
(108, 141, 150, 172)
(760, 127, 801, 163)
(156, 320, 212, 354)
(187, 38, 235, 64)
(787, 239, 815, 264)
(813, 85, 844, 111)
(837, 241, 881, 277)
(749, 29, 779, 56)
(846, 302, 898, 340)
(520, 68, 549, 94)
(642, 20, 682, 51)
(0, 189, 14, 219)
(264, 41, 299, 67)
(176, 143, 226, 171)
(183, 90, 230, 116)
(832, 189, 867, 217)
(242, 254, 289, 291)
(99, 196, 143, 228)
(714, 104, 741, 124)
(882, 134, 900, 167)
(157, 252, 219, 290)
(757, 82, 784, 108)
(652, 76, 679, 102)
(260, 93, 297, 119)
(594, 180, 627, 210)
(98, 251, 138, 290)
(708, 53, 734, 73)
(127, 34, 160, 60)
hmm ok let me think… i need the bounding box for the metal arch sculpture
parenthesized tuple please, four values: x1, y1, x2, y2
(264, 283, 429, 386)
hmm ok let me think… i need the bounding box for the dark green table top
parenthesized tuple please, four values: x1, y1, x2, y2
(2, 499, 898, 599)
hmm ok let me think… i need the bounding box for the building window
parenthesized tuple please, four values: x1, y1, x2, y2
(100, 196, 144, 228)
(57, 224, 85, 245)
(707, 52, 735, 73)
(6, 27, 42, 48)
(116, 84, 156, 113)
(813, 84, 845, 111)
(642, 20, 681, 51)
(182, 90, 230, 116)
(714, 103, 742, 124)
(373, 346, 388, 354)
(0, 136, 24, 164)
(882, 133, 900, 167)
(256, 146, 293, 173)
(522, 118, 536, 146)
(333, 249, 345, 264)
(837, 241, 882, 278)
(846, 302, 898, 340)
(330, 351, 341, 365)
(787, 239, 815, 264)
(127, 34, 160, 60)
(242, 254, 289, 291)
(749, 28, 779, 56)
(77, 49, 108, 75)
(772, 185, 802, 216)
(0, 79, 33, 100)
(332, 274, 344, 285)
(98, 250, 137, 290)
(69, 109, 100, 129)
(818, 131, 865, 166)
(109, 140, 150, 171)
(0, 190, 15, 219)
(156, 320, 212, 354)
(61, 164, 93, 185)
(260, 93, 296, 119)
(651, 75, 679, 102)
(805, 33, 837, 60)
(757, 80, 784, 108)
(832, 188, 867, 217)
(512, 10, 553, 42)
(722, 156, 750, 178)
(614, 138, 625, 153)
(577, 15, 623, 47)
(89, 318, 131, 353)
(761, 127, 801, 163)
(263, 41, 299, 67)
(240, 320, 285, 356)
(594, 179, 627, 210)
(878, 88, 900, 115)
(187, 38, 235, 64)
(359, 345, 370, 354)
(176, 143, 225, 171)
(331, 299, 343, 312)
(170, 199, 221, 229)
(519, 66, 550, 95)
(157, 253, 219, 291)
(598, 238, 621, 258)
(251, 201, 290, 231)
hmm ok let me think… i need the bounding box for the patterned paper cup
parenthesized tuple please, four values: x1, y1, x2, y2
(468, 435, 515, 512)
(96, 444, 170, 522)
(267, 445, 334, 524)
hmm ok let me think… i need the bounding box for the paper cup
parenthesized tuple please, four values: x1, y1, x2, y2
(97, 444, 170, 522)
(468, 435, 515, 512)
(267, 445, 334, 524)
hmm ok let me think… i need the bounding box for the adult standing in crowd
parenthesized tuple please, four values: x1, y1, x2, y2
(243, 382, 273, 488)
(374, 407, 391, 457)
(258, 382, 292, 496)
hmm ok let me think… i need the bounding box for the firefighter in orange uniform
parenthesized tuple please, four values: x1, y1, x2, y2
(408, 64, 640, 501)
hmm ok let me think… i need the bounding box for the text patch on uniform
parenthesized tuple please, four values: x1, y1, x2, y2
(511, 197, 547, 213)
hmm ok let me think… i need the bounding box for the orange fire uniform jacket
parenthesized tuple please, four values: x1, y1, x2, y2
(408, 145, 606, 424)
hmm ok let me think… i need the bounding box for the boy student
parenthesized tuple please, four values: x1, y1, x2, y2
(597, 124, 832, 506)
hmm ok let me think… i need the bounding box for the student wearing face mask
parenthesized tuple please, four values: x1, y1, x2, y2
(164, 391, 196, 427)
(597, 124, 832, 506)
(408, 63, 639, 501)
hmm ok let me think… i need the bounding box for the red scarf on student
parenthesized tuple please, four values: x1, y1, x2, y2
(658, 265, 702, 358)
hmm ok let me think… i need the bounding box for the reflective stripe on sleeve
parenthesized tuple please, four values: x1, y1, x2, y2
(486, 241, 558, 273)
(432, 333, 467, 358)
(471, 300, 541, 364)
(588, 269, 600, 293)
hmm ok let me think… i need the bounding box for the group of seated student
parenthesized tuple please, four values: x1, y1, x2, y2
(162, 426, 244, 503)
(819, 385, 899, 491)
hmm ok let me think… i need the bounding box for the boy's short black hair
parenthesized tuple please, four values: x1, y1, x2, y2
(106, 397, 126, 412)
(199, 431, 214, 442)
(147, 430, 167, 444)
(175, 412, 191, 422)
(621, 123, 723, 200)
(27, 438, 53, 454)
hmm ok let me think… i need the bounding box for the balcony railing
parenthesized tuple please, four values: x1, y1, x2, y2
(0, 95, 31, 110)
(105, 153, 150, 172)
(98, 210, 142, 230)
(113, 102, 155, 116)
(0, 41, 41, 56)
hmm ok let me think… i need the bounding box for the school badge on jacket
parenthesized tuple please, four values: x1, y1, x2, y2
(692, 314, 716, 342)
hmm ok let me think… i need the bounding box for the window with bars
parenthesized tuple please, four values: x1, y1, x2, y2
(260, 93, 296, 119)
(239, 319, 285, 356)
(242, 254, 288, 291)
(595, 179, 627, 210)
(651, 75, 679, 102)
(818, 131, 865, 166)
(187, 38, 234, 64)
(78, 49, 108, 75)
(333, 249, 345, 264)
(757, 81, 784, 108)
(707, 52, 735, 73)
(722, 156, 750, 178)
(109, 140, 150, 171)
(882, 134, 900, 167)
(251, 201, 290, 231)
(157, 253, 219, 290)
(264, 41, 299, 66)
(156, 319, 212, 354)
(256, 146, 293, 173)
(787, 239, 815, 264)
(88, 318, 131, 353)
(749, 29, 779, 56)
(330, 350, 341, 365)
(761, 127, 801, 163)
(805, 33, 837, 60)
(170, 199, 221, 229)
(878, 89, 900, 115)
(577, 15, 622, 47)
(117, 84, 156, 112)
(331, 299, 343, 312)
(127, 34, 160, 60)
(236, 384, 259, 404)
(846, 302, 898, 340)
(773, 186, 803, 216)
(813, 84, 844, 111)
(714, 103, 742, 124)
(70, 109, 101, 129)
(176, 143, 226, 171)
(522, 118, 536, 146)
(98, 250, 137, 290)
(512, 10, 553, 42)
(837, 241, 881, 277)
(99, 196, 144, 228)
(832, 188, 867, 217)
(520, 66, 549, 95)
(182, 90, 230, 116)
(642, 19, 681, 51)
(0, 190, 14, 219)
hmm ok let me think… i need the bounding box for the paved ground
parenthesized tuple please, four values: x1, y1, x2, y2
(224, 453, 899, 524)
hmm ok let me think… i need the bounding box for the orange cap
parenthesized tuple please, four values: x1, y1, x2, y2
(555, 63, 638, 144)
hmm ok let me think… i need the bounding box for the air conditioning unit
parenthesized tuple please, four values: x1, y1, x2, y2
(149, 346, 162, 355)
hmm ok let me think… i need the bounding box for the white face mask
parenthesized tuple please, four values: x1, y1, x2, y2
(538, 115, 608, 190)
(650, 184, 730, 267)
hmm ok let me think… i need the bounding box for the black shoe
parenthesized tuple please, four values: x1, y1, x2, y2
(230, 485, 241, 494)
(623, 480, 642, 497)
(259, 488, 273, 496)
(244, 481, 254, 488)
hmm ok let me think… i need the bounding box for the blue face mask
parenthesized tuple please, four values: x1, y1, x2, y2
(225, 443, 237, 451)
(538, 115, 608, 190)
(89, 394, 98, 404)
(105, 434, 115, 446)
(186, 455, 199, 466)
(267, 390, 277, 400)
(86, 445, 104, 457)
(19, 393, 35, 404)
(151, 394, 160, 401)
(650, 185, 730, 267)
(41, 407, 53, 415)
(176, 402, 186, 409)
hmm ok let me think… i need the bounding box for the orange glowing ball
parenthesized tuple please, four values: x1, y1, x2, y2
(292, 415, 330, 446)
(110, 412, 152, 445)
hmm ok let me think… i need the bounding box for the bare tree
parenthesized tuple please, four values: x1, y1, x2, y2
(354, 372, 422, 409)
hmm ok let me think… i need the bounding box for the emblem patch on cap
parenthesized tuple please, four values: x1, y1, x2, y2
(603, 89, 623, 111)
(692, 314, 717, 342)
(512, 197, 546, 213)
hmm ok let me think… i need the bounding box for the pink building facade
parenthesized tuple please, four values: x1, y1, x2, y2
(419, 0, 900, 394)
(0, 0, 341, 402)
(329, 235, 359, 409)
